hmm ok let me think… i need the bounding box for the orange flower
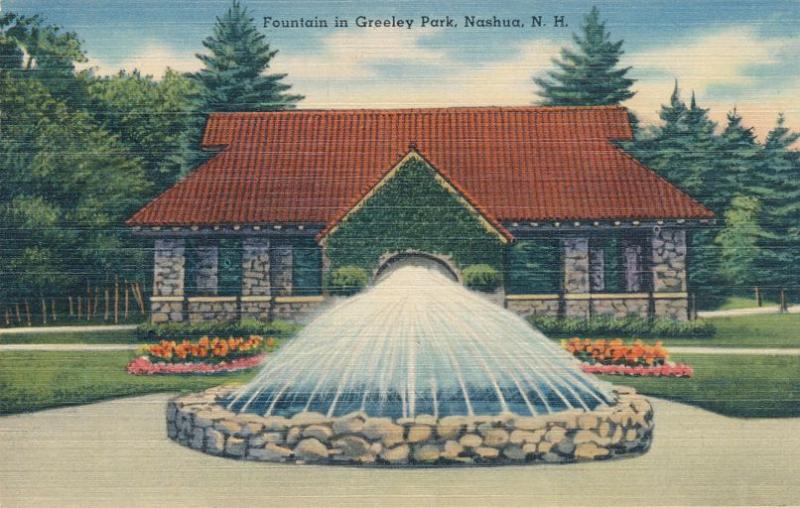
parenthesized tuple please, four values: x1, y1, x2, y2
(213, 340, 229, 357)
(175, 344, 189, 359)
(266, 337, 276, 348)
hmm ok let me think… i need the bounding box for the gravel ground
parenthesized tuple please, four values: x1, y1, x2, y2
(1, 394, 799, 507)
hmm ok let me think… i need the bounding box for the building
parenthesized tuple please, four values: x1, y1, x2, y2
(126, 106, 714, 323)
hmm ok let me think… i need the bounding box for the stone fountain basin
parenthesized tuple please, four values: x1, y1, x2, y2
(166, 385, 653, 466)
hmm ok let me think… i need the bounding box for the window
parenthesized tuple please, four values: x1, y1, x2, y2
(292, 238, 322, 295)
(588, 237, 625, 293)
(506, 239, 561, 294)
(619, 234, 651, 292)
(217, 239, 242, 296)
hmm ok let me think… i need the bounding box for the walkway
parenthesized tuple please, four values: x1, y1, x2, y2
(0, 324, 137, 335)
(669, 346, 800, 355)
(1, 394, 798, 507)
(0, 343, 138, 351)
(4, 343, 800, 356)
(698, 304, 800, 318)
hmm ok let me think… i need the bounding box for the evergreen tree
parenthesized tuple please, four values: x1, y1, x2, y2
(719, 108, 762, 200)
(715, 196, 763, 292)
(192, 1, 303, 113)
(183, 1, 303, 170)
(534, 7, 635, 106)
(754, 115, 800, 292)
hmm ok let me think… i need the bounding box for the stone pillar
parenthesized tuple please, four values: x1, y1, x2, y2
(563, 237, 590, 319)
(270, 242, 293, 297)
(194, 245, 219, 295)
(589, 244, 605, 292)
(651, 229, 687, 292)
(154, 238, 185, 296)
(242, 238, 271, 296)
(241, 237, 271, 320)
(152, 238, 185, 323)
(651, 228, 688, 320)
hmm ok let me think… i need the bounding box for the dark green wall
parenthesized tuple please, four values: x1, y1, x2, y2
(325, 157, 505, 272)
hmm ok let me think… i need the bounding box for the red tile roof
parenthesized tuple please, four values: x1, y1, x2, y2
(127, 106, 714, 229)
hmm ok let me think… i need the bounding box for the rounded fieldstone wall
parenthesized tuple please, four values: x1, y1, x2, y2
(166, 385, 653, 466)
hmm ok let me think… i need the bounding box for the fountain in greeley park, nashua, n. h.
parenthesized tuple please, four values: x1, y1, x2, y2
(167, 259, 654, 465)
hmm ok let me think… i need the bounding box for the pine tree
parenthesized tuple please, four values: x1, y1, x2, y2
(534, 7, 635, 106)
(192, 1, 303, 113)
(183, 1, 303, 171)
(628, 83, 725, 307)
(719, 108, 762, 200)
(754, 115, 800, 292)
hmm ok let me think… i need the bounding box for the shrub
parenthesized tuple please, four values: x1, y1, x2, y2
(135, 319, 301, 342)
(527, 316, 715, 338)
(463, 264, 501, 292)
(328, 266, 369, 296)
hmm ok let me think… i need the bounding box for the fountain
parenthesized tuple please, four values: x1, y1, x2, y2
(167, 261, 654, 465)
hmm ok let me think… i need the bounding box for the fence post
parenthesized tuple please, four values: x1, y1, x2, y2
(755, 287, 762, 307)
(780, 289, 787, 312)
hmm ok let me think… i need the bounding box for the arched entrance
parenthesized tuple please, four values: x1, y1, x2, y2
(373, 250, 460, 284)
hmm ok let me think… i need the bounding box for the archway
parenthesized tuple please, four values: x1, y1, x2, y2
(373, 250, 460, 284)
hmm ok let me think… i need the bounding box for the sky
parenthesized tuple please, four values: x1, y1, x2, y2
(8, 0, 800, 137)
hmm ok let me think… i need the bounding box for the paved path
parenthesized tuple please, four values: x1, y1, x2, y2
(0, 324, 136, 335)
(1, 394, 798, 507)
(698, 304, 800, 318)
(4, 343, 800, 356)
(0, 343, 139, 351)
(669, 346, 800, 355)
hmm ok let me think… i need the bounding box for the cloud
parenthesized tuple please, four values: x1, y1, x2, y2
(80, 42, 200, 78)
(272, 29, 561, 108)
(625, 27, 800, 137)
(78, 28, 799, 138)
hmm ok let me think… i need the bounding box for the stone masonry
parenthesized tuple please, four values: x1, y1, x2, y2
(151, 238, 186, 323)
(563, 237, 590, 318)
(270, 243, 293, 297)
(167, 385, 653, 466)
(651, 228, 688, 320)
(651, 229, 687, 292)
(505, 298, 560, 318)
(154, 239, 185, 297)
(242, 238, 270, 296)
(188, 299, 238, 323)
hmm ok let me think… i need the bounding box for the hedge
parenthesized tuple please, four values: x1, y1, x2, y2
(463, 264, 501, 292)
(327, 266, 369, 296)
(527, 315, 715, 338)
(136, 319, 302, 342)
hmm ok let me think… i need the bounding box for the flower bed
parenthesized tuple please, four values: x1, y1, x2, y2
(563, 338, 693, 378)
(127, 335, 275, 375)
(581, 363, 693, 377)
(127, 353, 266, 375)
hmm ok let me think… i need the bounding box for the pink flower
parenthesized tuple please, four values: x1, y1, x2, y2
(580, 362, 693, 378)
(126, 354, 267, 375)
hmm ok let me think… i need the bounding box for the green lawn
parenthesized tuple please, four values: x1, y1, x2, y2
(0, 328, 138, 345)
(600, 353, 800, 418)
(548, 313, 800, 348)
(715, 296, 777, 311)
(659, 313, 800, 348)
(0, 351, 257, 415)
(1, 350, 797, 419)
